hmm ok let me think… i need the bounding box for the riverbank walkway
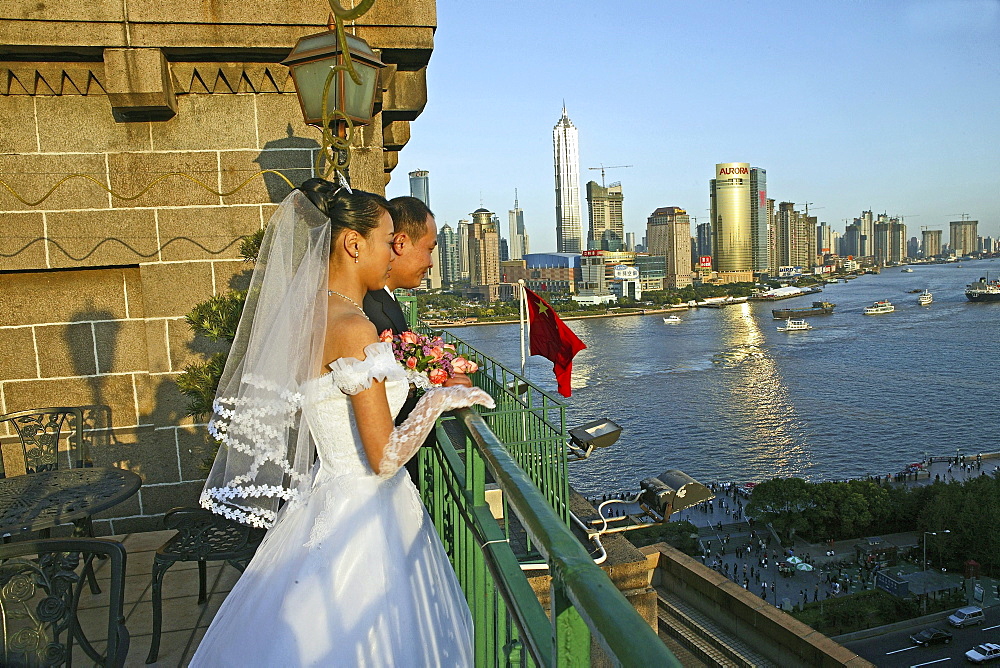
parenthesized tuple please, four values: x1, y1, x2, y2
(586, 452, 999, 622)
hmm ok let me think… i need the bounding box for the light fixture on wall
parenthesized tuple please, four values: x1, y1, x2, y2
(281, 29, 385, 132)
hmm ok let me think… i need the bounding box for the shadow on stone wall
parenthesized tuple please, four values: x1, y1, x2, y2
(255, 124, 319, 202)
(68, 305, 120, 455)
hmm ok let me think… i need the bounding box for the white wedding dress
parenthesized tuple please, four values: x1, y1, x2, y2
(191, 343, 474, 667)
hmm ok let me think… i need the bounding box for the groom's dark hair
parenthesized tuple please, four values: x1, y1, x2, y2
(387, 196, 434, 241)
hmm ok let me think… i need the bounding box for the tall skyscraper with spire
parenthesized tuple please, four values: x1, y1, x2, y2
(552, 105, 583, 253)
(508, 189, 528, 259)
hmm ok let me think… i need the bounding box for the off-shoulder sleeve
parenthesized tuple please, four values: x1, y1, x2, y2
(327, 342, 405, 395)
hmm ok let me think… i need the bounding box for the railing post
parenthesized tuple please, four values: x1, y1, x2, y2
(552, 579, 590, 667)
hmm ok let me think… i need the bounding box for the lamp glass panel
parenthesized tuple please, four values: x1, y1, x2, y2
(292, 60, 340, 124)
(343, 62, 378, 120)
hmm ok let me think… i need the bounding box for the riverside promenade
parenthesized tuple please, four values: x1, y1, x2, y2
(586, 453, 1000, 619)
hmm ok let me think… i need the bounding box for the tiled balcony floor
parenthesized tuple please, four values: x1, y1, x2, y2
(76, 530, 238, 667)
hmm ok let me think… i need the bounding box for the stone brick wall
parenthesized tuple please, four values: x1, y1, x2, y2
(0, 0, 435, 533)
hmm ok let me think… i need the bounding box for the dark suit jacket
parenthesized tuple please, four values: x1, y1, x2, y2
(363, 288, 408, 337)
(363, 289, 418, 425)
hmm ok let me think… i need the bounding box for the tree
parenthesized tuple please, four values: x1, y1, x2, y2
(745, 477, 814, 543)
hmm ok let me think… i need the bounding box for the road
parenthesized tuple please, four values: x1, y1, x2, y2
(843, 606, 1000, 667)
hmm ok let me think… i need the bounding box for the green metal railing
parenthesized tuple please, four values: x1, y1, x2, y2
(397, 299, 678, 666)
(419, 406, 679, 667)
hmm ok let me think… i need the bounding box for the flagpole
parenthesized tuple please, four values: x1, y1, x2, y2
(518, 279, 527, 377)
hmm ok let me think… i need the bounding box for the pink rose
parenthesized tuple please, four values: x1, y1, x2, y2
(428, 346, 445, 361)
(428, 368, 448, 385)
(405, 357, 417, 369)
(379, 329, 394, 343)
(400, 331, 419, 345)
(452, 357, 478, 374)
(442, 343, 456, 352)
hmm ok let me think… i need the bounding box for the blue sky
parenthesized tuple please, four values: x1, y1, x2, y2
(387, 1, 1000, 252)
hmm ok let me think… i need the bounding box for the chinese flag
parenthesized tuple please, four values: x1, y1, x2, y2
(524, 288, 586, 397)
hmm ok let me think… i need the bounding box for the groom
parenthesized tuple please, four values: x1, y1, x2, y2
(363, 196, 472, 422)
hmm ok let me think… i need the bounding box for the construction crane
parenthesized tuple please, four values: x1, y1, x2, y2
(799, 201, 825, 216)
(948, 213, 972, 221)
(588, 164, 632, 187)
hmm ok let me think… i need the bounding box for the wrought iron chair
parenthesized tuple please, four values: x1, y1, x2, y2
(146, 507, 265, 664)
(0, 538, 129, 667)
(0, 406, 88, 478)
(0, 407, 102, 593)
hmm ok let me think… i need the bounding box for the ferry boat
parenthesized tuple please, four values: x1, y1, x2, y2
(772, 301, 836, 319)
(965, 275, 1000, 302)
(662, 315, 682, 323)
(917, 290, 933, 306)
(863, 300, 895, 315)
(777, 319, 812, 332)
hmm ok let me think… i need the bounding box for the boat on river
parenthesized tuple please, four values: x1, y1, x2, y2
(965, 275, 1000, 302)
(662, 315, 682, 323)
(772, 301, 836, 319)
(901, 268, 914, 273)
(917, 290, 933, 305)
(863, 300, 895, 315)
(777, 319, 813, 332)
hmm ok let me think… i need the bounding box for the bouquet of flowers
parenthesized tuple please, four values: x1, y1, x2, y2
(380, 330, 479, 389)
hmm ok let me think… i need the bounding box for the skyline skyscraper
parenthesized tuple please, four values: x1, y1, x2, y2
(774, 202, 817, 269)
(552, 105, 583, 253)
(469, 208, 500, 289)
(437, 222, 459, 285)
(950, 219, 979, 255)
(508, 190, 528, 260)
(749, 167, 768, 273)
(408, 169, 430, 206)
(646, 207, 692, 288)
(585, 180, 624, 250)
(457, 219, 471, 281)
(922, 229, 943, 257)
(709, 162, 752, 273)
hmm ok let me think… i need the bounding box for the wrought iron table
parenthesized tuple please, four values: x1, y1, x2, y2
(0, 467, 142, 536)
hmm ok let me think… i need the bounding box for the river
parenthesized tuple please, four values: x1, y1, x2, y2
(446, 260, 1000, 496)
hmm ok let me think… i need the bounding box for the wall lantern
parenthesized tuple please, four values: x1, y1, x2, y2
(281, 29, 385, 131)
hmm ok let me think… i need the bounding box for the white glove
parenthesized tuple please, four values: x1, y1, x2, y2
(376, 386, 495, 478)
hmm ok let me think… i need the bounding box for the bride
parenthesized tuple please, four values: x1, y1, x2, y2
(190, 178, 493, 666)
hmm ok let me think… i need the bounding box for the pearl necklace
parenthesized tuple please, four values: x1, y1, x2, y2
(328, 290, 365, 314)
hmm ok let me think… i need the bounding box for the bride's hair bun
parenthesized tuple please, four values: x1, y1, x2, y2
(298, 177, 390, 238)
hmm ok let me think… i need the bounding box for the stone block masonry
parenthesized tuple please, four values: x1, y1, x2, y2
(1, 0, 437, 531)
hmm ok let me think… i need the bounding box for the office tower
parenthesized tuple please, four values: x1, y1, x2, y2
(774, 202, 816, 269)
(950, 219, 978, 255)
(817, 222, 833, 255)
(696, 221, 713, 260)
(469, 208, 500, 288)
(922, 229, 942, 258)
(552, 105, 583, 252)
(907, 236, 919, 259)
(500, 238, 509, 263)
(437, 222, 459, 285)
(889, 220, 906, 264)
(457, 219, 471, 280)
(766, 198, 777, 275)
(647, 207, 692, 288)
(859, 210, 873, 257)
(508, 190, 528, 260)
(585, 180, 624, 250)
(749, 167, 768, 272)
(408, 169, 430, 206)
(709, 162, 752, 272)
(625, 232, 635, 252)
